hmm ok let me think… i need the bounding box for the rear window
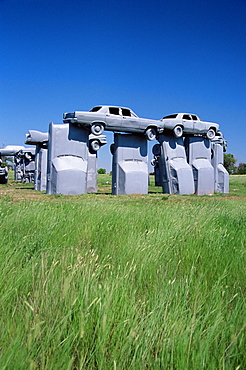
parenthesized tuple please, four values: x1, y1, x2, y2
(89, 106, 102, 112)
(162, 114, 178, 119)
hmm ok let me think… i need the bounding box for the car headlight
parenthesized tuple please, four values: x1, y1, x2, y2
(63, 112, 75, 119)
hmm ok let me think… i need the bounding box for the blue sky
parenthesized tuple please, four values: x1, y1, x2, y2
(1, 0, 245, 172)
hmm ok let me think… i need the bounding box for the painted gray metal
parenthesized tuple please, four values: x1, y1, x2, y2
(87, 134, 107, 193)
(63, 105, 164, 140)
(0, 159, 8, 184)
(160, 113, 220, 139)
(89, 134, 107, 152)
(25, 130, 49, 191)
(14, 148, 36, 183)
(46, 122, 88, 195)
(0, 145, 25, 156)
(87, 151, 98, 193)
(112, 133, 148, 195)
(211, 135, 229, 193)
(185, 137, 214, 195)
(0, 146, 35, 182)
(25, 130, 49, 146)
(155, 134, 195, 195)
(35, 147, 48, 191)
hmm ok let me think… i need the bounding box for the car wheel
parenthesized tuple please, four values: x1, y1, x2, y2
(173, 125, 183, 138)
(152, 144, 161, 156)
(90, 140, 100, 152)
(206, 128, 216, 140)
(91, 123, 104, 135)
(145, 127, 157, 141)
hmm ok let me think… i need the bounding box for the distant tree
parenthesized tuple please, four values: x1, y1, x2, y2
(237, 162, 246, 175)
(0, 155, 13, 169)
(98, 168, 106, 174)
(224, 153, 237, 174)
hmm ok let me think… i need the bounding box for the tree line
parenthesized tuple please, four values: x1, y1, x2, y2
(224, 153, 246, 174)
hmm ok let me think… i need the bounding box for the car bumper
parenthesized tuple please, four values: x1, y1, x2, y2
(63, 117, 78, 123)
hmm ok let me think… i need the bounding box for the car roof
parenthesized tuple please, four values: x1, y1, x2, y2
(165, 113, 197, 116)
(162, 113, 199, 118)
(92, 105, 132, 110)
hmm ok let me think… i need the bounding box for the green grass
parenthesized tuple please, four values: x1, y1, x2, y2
(0, 175, 245, 369)
(229, 174, 246, 196)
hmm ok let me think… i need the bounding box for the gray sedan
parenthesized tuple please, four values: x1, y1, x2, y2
(161, 113, 220, 139)
(63, 105, 164, 141)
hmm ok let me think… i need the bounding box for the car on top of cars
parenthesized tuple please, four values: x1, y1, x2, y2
(63, 105, 164, 141)
(160, 113, 220, 139)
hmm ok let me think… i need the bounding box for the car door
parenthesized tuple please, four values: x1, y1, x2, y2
(182, 114, 194, 134)
(105, 107, 122, 130)
(191, 114, 205, 134)
(121, 108, 140, 133)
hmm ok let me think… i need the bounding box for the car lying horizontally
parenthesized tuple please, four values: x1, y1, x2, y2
(160, 113, 220, 139)
(63, 105, 164, 141)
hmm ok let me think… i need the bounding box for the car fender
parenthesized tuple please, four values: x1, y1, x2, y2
(209, 126, 218, 133)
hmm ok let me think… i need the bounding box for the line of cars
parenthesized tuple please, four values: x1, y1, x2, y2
(63, 105, 221, 150)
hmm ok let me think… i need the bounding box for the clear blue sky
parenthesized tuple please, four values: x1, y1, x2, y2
(1, 0, 245, 172)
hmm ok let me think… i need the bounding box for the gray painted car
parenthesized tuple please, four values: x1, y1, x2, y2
(63, 105, 164, 141)
(160, 113, 220, 139)
(0, 159, 8, 184)
(89, 134, 107, 152)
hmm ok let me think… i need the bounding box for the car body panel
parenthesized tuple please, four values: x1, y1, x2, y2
(63, 105, 164, 135)
(161, 113, 219, 136)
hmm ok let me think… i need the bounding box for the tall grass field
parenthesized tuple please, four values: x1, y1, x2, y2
(0, 174, 245, 369)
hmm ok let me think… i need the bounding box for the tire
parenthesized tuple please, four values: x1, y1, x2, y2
(206, 128, 216, 140)
(90, 140, 100, 152)
(173, 125, 183, 138)
(145, 127, 157, 141)
(152, 144, 161, 156)
(91, 123, 104, 136)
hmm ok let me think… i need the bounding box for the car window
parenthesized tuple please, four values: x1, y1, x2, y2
(182, 114, 191, 120)
(121, 108, 131, 117)
(109, 107, 120, 115)
(191, 114, 198, 120)
(89, 106, 102, 112)
(162, 114, 178, 119)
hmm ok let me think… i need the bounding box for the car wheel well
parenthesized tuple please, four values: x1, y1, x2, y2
(145, 125, 157, 132)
